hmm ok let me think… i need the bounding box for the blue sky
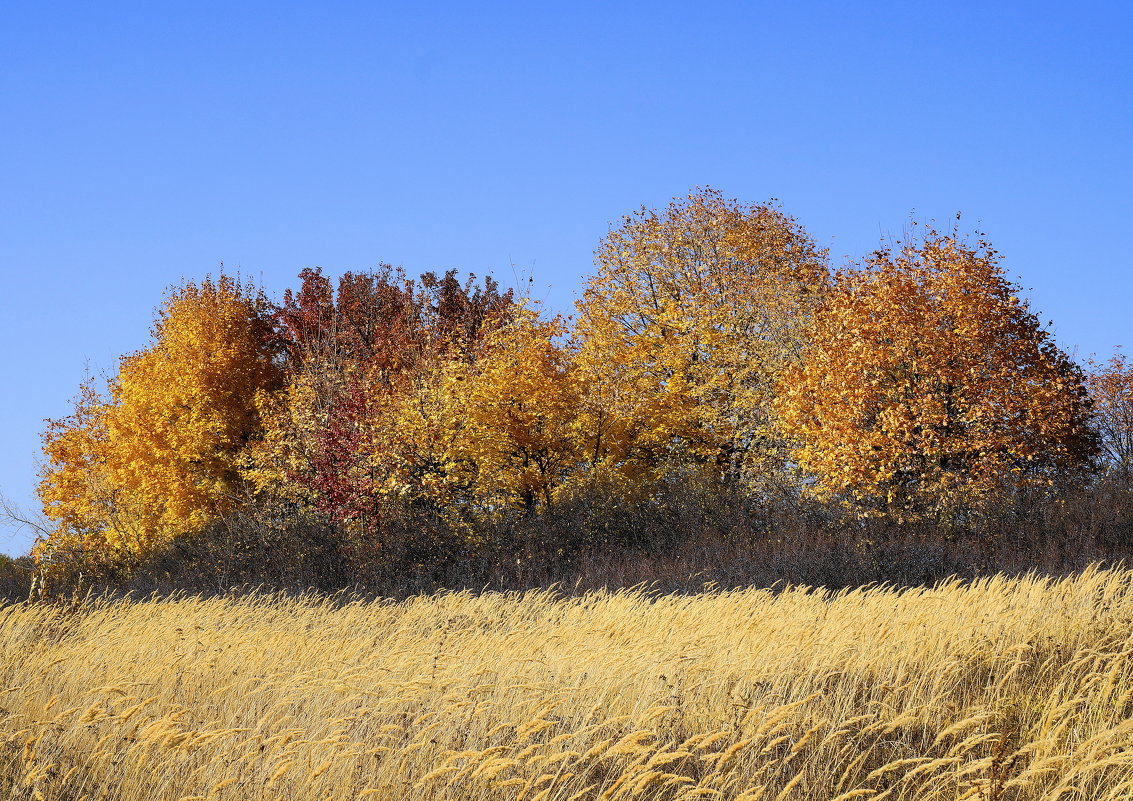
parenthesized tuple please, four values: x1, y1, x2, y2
(2, 1, 1130, 555)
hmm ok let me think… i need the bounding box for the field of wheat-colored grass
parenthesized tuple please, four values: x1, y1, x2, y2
(3, 566, 1133, 800)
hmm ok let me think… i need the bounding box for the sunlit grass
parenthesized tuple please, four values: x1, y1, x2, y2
(3, 566, 1133, 799)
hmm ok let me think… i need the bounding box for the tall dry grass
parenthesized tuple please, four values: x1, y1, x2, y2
(3, 566, 1133, 800)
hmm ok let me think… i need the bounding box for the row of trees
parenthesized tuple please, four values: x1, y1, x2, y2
(34, 189, 1132, 573)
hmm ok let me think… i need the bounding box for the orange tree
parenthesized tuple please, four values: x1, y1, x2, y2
(572, 188, 828, 493)
(35, 378, 117, 569)
(38, 276, 282, 561)
(776, 227, 1097, 520)
(1085, 350, 1133, 479)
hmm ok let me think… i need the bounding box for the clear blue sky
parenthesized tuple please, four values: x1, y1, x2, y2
(2, 1, 1130, 555)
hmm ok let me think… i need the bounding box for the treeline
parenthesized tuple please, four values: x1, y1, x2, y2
(24, 189, 1133, 596)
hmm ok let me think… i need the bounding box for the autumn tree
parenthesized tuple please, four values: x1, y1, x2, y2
(573, 188, 828, 492)
(38, 276, 281, 559)
(1085, 350, 1133, 479)
(364, 306, 580, 540)
(378, 356, 477, 515)
(246, 266, 515, 532)
(776, 227, 1098, 520)
(247, 266, 422, 528)
(459, 308, 578, 513)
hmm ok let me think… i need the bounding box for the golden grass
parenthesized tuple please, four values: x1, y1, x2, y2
(3, 566, 1133, 800)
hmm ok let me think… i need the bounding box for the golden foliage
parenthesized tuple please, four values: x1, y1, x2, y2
(6, 567, 1133, 799)
(459, 308, 579, 512)
(240, 365, 334, 507)
(35, 379, 116, 563)
(379, 307, 579, 518)
(573, 188, 828, 490)
(776, 228, 1097, 519)
(380, 354, 477, 513)
(38, 276, 281, 558)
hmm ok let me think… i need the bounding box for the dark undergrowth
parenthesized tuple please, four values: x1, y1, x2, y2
(5, 476, 1133, 603)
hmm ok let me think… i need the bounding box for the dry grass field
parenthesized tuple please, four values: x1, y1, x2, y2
(3, 567, 1133, 800)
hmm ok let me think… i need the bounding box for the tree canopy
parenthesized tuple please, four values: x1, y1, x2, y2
(33, 195, 1118, 580)
(573, 188, 829, 492)
(39, 276, 281, 558)
(775, 227, 1098, 519)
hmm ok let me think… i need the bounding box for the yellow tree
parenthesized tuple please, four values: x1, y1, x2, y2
(38, 276, 282, 558)
(379, 355, 476, 515)
(460, 309, 578, 513)
(573, 188, 828, 491)
(1085, 350, 1133, 479)
(776, 227, 1097, 520)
